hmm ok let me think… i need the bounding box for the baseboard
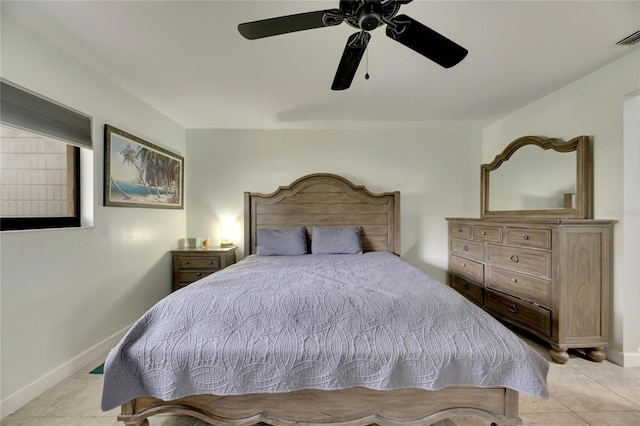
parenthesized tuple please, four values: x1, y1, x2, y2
(605, 346, 640, 367)
(0, 325, 130, 419)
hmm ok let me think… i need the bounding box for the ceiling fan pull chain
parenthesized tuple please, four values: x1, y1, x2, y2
(365, 47, 370, 80)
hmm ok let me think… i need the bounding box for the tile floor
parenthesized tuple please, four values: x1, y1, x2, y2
(1, 338, 639, 426)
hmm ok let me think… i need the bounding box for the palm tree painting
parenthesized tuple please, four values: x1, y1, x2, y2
(104, 125, 184, 208)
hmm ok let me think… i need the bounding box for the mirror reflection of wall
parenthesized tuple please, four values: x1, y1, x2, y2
(489, 144, 576, 211)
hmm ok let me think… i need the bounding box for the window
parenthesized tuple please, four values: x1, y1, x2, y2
(0, 79, 92, 231)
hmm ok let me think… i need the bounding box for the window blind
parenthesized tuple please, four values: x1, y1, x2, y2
(0, 78, 92, 149)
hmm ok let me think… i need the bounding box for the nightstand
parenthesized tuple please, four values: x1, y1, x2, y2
(171, 246, 237, 291)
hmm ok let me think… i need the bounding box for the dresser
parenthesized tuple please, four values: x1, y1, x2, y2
(446, 218, 614, 363)
(171, 246, 237, 291)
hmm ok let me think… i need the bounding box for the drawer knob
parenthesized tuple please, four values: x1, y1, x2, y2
(458, 228, 463, 232)
(462, 262, 466, 267)
(482, 231, 486, 235)
(523, 235, 529, 240)
(197, 272, 202, 277)
(508, 304, 519, 314)
(510, 254, 519, 263)
(463, 245, 469, 251)
(184, 260, 190, 265)
(463, 283, 470, 290)
(512, 277, 518, 283)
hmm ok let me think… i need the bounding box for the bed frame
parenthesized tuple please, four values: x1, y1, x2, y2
(117, 173, 521, 426)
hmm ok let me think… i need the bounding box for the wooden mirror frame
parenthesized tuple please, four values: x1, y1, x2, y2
(481, 135, 592, 219)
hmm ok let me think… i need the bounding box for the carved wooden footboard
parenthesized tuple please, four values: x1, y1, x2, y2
(118, 387, 521, 426)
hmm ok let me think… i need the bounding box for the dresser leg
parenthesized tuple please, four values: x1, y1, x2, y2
(587, 347, 607, 362)
(549, 346, 569, 364)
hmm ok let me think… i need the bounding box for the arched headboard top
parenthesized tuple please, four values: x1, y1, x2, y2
(244, 173, 401, 256)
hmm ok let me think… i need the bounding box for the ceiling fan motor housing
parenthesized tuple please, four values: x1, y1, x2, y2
(358, 2, 382, 30)
(342, 0, 401, 31)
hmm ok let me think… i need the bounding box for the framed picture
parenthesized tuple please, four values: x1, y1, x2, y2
(104, 125, 184, 209)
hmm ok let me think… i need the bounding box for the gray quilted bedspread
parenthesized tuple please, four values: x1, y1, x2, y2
(101, 252, 548, 410)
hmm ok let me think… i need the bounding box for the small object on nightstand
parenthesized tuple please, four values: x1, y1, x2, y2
(171, 246, 237, 291)
(187, 237, 202, 248)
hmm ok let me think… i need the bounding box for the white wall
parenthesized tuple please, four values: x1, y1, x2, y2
(622, 93, 640, 359)
(0, 15, 186, 415)
(481, 49, 640, 366)
(185, 126, 482, 280)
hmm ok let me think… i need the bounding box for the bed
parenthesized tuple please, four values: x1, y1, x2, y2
(102, 173, 548, 426)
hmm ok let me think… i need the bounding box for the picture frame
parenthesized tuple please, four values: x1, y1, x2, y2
(104, 125, 184, 209)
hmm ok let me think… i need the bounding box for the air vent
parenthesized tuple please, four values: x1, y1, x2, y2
(616, 30, 640, 46)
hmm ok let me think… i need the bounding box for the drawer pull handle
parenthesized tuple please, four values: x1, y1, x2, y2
(463, 245, 469, 251)
(523, 235, 529, 240)
(197, 272, 202, 277)
(510, 254, 519, 263)
(481, 231, 486, 235)
(462, 263, 466, 267)
(458, 228, 463, 232)
(184, 260, 190, 265)
(508, 304, 518, 314)
(512, 277, 518, 283)
(463, 283, 470, 290)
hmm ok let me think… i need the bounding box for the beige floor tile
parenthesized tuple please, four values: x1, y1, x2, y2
(519, 412, 590, 425)
(550, 374, 639, 412)
(575, 410, 640, 425)
(519, 393, 571, 413)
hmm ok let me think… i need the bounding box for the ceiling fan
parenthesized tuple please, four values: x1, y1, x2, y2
(238, 0, 468, 91)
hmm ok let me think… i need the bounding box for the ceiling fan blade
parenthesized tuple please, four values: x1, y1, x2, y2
(238, 9, 344, 40)
(386, 14, 468, 68)
(331, 31, 371, 91)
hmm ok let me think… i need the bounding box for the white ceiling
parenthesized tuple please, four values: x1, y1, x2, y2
(2, 1, 639, 129)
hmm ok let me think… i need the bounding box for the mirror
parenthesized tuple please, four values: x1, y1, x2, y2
(481, 135, 592, 219)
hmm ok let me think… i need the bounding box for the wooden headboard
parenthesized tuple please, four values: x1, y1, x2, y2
(244, 173, 401, 255)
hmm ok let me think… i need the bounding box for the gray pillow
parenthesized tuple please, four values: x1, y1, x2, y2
(311, 226, 363, 254)
(257, 227, 307, 256)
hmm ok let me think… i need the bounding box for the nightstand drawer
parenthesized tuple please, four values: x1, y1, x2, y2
(179, 270, 214, 283)
(171, 246, 237, 291)
(179, 256, 221, 269)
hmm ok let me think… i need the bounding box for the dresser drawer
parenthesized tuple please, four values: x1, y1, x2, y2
(505, 227, 551, 249)
(449, 223, 471, 239)
(472, 225, 503, 243)
(486, 244, 551, 279)
(450, 255, 484, 283)
(179, 256, 221, 269)
(450, 273, 484, 306)
(485, 290, 551, 338)
(486, 266, 550, 307)
(450, 238, 484, 262)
